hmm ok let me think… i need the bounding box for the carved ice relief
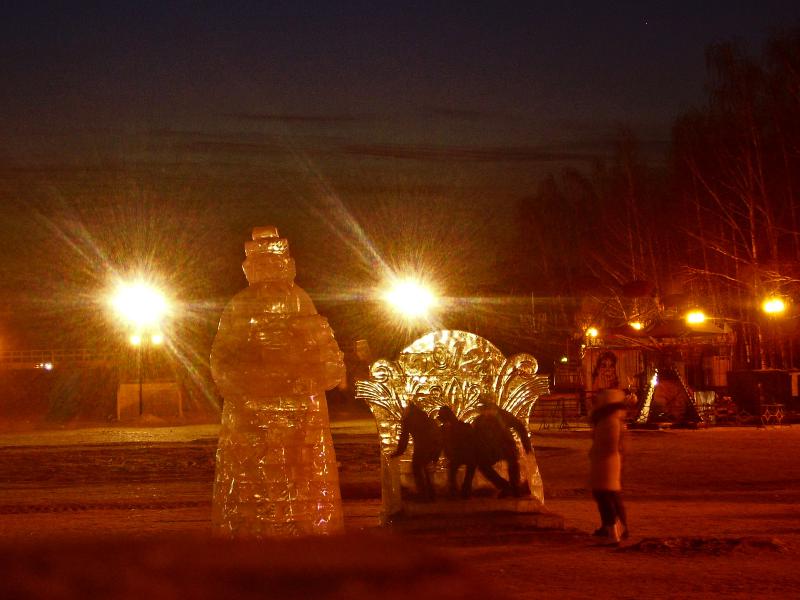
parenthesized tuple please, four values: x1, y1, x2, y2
(356, 330, 549, 519)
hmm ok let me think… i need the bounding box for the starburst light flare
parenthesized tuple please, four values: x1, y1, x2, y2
(111, 281, 169, 328)
(383, 278, 438, 319)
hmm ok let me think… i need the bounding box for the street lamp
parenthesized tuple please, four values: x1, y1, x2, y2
(382, 277, 438, 320)
(112, 281, 169, 328)
(759, 296, 787, 369)
(686, 310, 706, 325)
(111, 280, 170, 415)
(762, 297, 786, 315)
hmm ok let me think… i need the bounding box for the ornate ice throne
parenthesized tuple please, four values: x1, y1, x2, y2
(355, 330, 550, 521)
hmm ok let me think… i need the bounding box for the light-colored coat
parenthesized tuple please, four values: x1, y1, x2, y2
(589, 401, 626, 491)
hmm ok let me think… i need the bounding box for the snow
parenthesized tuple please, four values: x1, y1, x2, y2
(0, 420, 798, 599)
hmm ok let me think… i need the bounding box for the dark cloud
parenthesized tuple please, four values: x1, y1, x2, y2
(149, 128, 228, 139)
(340, 143, 599, 163)
(318, 180, 493, 197)
(550, 136, 670, 156)
(149, 129, 347, 158)
(0, 162, 186, 176)
(222, 112, 362, 125)
(176, 140, 286, 155)
(422, 107, 496, 122)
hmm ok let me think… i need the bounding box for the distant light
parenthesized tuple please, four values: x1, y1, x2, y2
(762, 297, 786, 315)
(559, 356, 569, 363)
(383, 278, 437, 319)
(650, 373, 658, 386)
(111, 281, 169, 328)
(43, 362, 53, 370)
(586, 327, 599, 338)
(686, 310, 706, 325)
(629, 321, 643, 330)
(129, 333, 142, 346)
(151, 332, 164, 345)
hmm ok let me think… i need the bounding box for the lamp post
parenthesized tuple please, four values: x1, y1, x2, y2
(111, 281, 170, 416)
(129, 332, 143, 414)
(760, 296, 787, 369)
(127, 331, 165, 414)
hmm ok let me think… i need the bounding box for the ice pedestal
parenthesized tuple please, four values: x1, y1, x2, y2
(210, 226, 345, 538)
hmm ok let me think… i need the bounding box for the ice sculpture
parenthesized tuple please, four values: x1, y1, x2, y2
(210, 226, 346, 538)
(355, 330, 550, 521)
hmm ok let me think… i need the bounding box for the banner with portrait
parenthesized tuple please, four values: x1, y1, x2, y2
(582, 347, 643, 394)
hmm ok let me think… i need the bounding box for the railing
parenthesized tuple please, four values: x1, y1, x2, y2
(532, 395, 586, 430)
(553, 364, 583, 390)
(0, 349, 115, 369)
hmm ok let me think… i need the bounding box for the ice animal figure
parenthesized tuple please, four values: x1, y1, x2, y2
(210, 226, 345, 537)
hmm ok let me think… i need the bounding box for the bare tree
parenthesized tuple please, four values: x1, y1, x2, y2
(673, 31, 800, 369)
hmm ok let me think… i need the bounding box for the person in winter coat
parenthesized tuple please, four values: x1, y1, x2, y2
(589, 388, 629, 543)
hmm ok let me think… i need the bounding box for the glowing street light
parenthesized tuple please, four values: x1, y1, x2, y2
(585, 327, 599, 338)
(629, 321, 643, 331)
(762, 297, 786, 315)
(111, 281, 169, 328)
(110, 280, 171, 416)
(383, 278, 437, 320)
(686, 310, 706, 325)
(758, 296, 788, 369)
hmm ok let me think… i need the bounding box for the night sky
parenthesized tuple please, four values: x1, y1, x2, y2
(1, 1, 799, 349)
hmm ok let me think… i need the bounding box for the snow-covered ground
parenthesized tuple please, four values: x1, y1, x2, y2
(0, 420, 798, 599)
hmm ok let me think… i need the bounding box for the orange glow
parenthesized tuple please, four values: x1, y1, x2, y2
(111, 281, 169, 328)
(686, 310, 706, 324)
(383, 278, 437, 319)
(762, 297, 786, 315)
(586, 327, 599, 338)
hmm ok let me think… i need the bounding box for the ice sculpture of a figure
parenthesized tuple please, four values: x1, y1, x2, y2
(210, 226, 346, 538)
